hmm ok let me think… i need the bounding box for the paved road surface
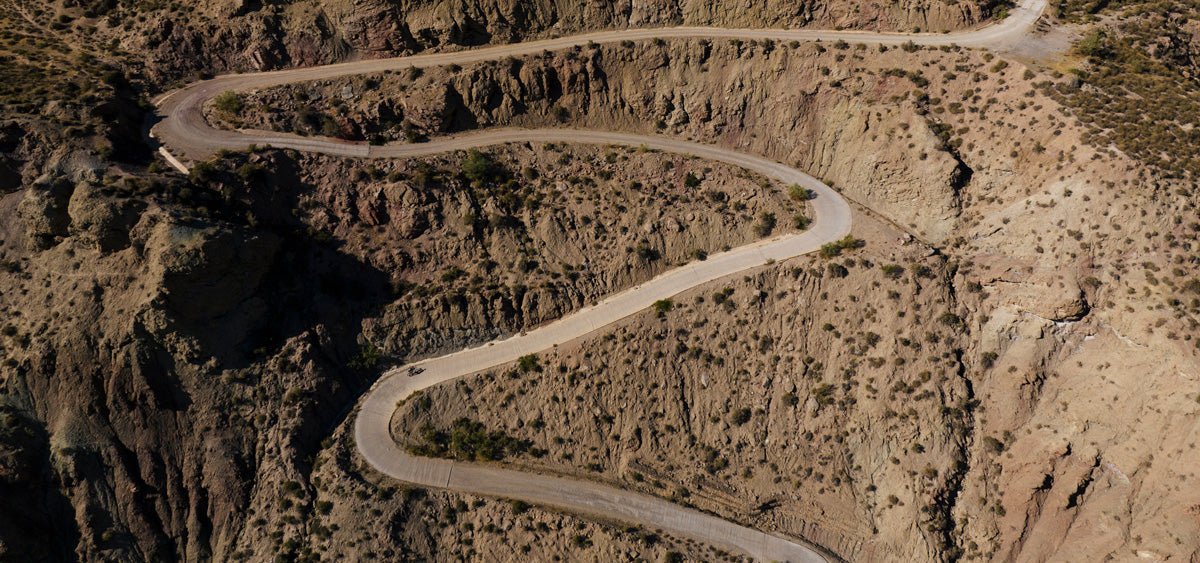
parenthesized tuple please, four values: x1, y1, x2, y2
(149, 0, 1047, 558)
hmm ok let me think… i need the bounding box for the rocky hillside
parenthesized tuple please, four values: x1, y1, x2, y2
(4, 0, 1200, 561)
(85, 0, 998, 82)
(395, 217, 976, 561)
(0, 130, 805, 560)
(268, 32, 1200, 563)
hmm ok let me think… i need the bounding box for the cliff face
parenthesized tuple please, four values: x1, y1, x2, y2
(221, 41, 975, 242)
(0, 136, 806, 560)
(0, 147, 377, 561)
(99, 0, 992, 81)
(226, 37, 1200, 561)
(7, 0, 1200, 560)
(394, 228, 975, 562)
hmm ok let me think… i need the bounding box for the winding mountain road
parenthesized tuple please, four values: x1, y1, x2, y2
(148, 0, 1047, 559)
(356, 129, 851, 563)
(152, 0, 1044, 163)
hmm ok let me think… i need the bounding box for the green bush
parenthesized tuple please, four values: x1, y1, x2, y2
(818, 236, 861, 258)
(461, 149, 495, 183)
(787, 183, 812, 201)
(235, 163, 264, 181)
(811, 383, 836, 405)
(1075, 28, 1110, 58)
(652, 299, 674, 313)
(836, 235, 863, 250)
(819, 243, 842, 259)
(321, 117, 340, 138)
(409, 418, 532, 461)
(517, 353, 540, 373)
(348, 343, 380, 369)
(188, 161, 216, 184)
(214, 91, 244, 114)
(752, 212, 777, 237)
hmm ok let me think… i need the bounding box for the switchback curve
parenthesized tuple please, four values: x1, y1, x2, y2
(354, 129, 851, 563)
(148, 0, 1048, 558)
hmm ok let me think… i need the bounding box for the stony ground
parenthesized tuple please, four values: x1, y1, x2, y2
(3, 0, 1200, 561)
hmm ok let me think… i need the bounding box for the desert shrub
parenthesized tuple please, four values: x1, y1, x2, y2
(518, 353, 541, 373)
(320, 117, 340, 137)
(409, 418, 532, 461)
(702, 447, 730, 473)
(788, 183, 812, 201)
(1075, 28, 1111, 58)
(981, 351, 999, 368)
(214, 91, 244, 114)
(752, 212, 777, 237)
(348, 343, 380, 369)
(188, 161, 216, 184)
(461, 149, 495, 183)
(235, 163, 264, 181)
(811, 383, 836, 405)
(634, 243, 660, 261)
(837, 235, 863, 250)
(938, 311, 963, 326)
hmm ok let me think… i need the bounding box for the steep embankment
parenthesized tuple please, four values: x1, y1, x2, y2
(9, 0, 1200, 560)
(99, 0, 1000, 82)
(0, 136, 812, 561)
(393, 226, 971, 562)
(201, 12, 1200, 563)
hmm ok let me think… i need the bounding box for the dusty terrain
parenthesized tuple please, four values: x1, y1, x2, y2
(234, 143, 808, 359)
(394, 213, 970, 561)
(3, 0, 1200, 561)
(0, 124, 806, 560)
(88, 0, 1000, 82)
(331, 30, 1200, 563)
